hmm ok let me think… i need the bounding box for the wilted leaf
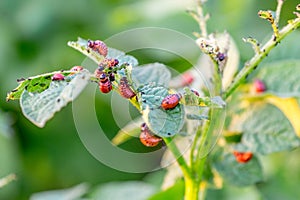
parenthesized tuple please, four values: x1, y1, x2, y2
(131, 63, 171, 88)
(67, 37, 105, 64)
(139, 84, 185, 137)
(30, 183, 88, 200)
(20, 70, 90, 127)
(213, 150, 263, 187)
(91, 181, 157, 200)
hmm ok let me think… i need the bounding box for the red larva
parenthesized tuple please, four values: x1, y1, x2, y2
(119, 77, 136, 99)
(233, 151, 253, 163)
(52, 73, 65, 81)
(182, 72, 194, 85)
(253, 79, 266, 93)
(140, 123, 162, 147)
(70, 66, 83, 72)
(98, 74, 112, 93)
(161, 94, 181, 110)
(87, 40, 108, 57)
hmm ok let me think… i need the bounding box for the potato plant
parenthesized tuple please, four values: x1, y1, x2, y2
(6, 0, 300, 199)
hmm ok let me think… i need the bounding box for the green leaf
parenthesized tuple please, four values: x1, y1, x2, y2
(255, 59, 300, 97)
(131, 63, 171, 88)
(139, 84, 185, 137)
(91, 181, 157, 200)
(6, 70, 75, 101)
(20, 70, 90, 128)
(30, 183, 88, 200)
(67, 37, 105, 64)
(234, 103, 300, 154)
(148, 179, 184, 200)
(107, 48, 138, 67)
(213, 150, 263, 187)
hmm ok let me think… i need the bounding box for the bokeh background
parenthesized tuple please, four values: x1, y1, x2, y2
(0, 0, 300, 199)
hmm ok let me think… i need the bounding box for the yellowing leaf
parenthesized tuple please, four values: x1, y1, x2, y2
(266, 96, 300, 137)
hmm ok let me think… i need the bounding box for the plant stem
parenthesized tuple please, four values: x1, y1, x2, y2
(196, 0, 208, 38)
(223, 17, 300, 100)
(184, 175, 200, 200)
(163, 137, 191, 178)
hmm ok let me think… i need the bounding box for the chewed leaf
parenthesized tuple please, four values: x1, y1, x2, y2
(20, 70, 90, 128)
(132, 63, 171, 88)
(139, 84, 185, 137)
(67, 37, 105, 64)
(6, 70, 75, 101)
(107, 48, 138, 67)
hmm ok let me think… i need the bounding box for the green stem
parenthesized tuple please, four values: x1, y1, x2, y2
(163, 137, 191, 178)
(190, 126, 202, 166)
(184, 176, 200, 200)
(223, 17, 300, 100)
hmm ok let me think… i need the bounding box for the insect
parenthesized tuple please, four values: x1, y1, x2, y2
(191, 89, 200, 96)
(216, 52, 226, 62)
(98, 74, 112, 93)
(52, 73, 65, 81)
(70, 66, 83, 72)
(253, 79, 266, 93)
(87, 40, 108, 57)
(161, 94, 181, 110)
(108, 73, 115, 82)
(233, 151, 253, 163)
(140, 123, 162, 147)
(119, 77, 136, 99)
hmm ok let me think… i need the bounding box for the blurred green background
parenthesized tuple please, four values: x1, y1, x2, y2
(0, 0, 300, 199)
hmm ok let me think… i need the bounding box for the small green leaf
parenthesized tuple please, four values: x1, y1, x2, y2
(213, 150, 263, 187)
(131, 63, 171, 88)
(6, 70, 75, 101)
(30, 183, 88, 200)
(139, 84, 185, 137)
(67, 37, 105, 64)
(91, 181, 157, 200)
(234, 103, 300, 154)
(20, 70, 90, 128)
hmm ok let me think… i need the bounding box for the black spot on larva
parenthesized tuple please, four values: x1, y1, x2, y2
(141, 92, 145, 95)
(57, 98, 61, 103)
(25, 85, 28, 90)
(167, 132, 171, 136)
(45, 76, 51, 80)
(253, 65, 258, 70)
(142, 100, 147, 103)
(33, 83, 39, 86)
(87, 49, 90, 53)
(12, 89, 18, 92)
